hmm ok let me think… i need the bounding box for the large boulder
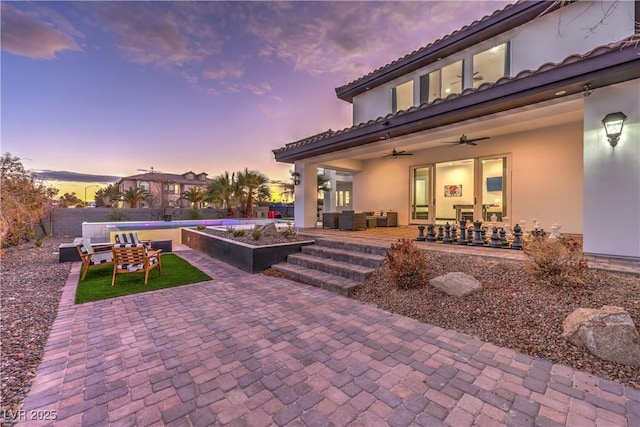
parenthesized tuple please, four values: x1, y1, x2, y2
(562, 305, 640, 366)
(429, 272, 482, 297)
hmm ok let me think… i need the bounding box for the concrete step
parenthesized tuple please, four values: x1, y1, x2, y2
(314, 238, 389, 257)
(271, 263, 362, 296)
(301, 245, 384, 269)
(286, 253, 376, 282)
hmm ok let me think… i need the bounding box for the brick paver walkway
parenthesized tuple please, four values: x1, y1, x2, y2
(19, 248, 639, 426)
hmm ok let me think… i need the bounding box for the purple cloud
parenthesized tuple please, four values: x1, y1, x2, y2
(0, 3, 82, 59)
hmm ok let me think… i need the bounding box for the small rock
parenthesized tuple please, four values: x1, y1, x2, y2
(429, 272, 482, 297)
(562, 305, 640, 366)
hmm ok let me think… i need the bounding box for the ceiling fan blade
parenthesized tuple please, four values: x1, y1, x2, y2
(465, 136, 490, 143)
(438, 134, 490, 145)
(384, 148, 413, 158)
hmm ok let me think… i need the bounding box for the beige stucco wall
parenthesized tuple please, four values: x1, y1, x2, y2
(353, 120, 584, 234)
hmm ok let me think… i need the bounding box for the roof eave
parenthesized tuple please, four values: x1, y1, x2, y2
(277, 49, 640, 163)
(335, 1, 557, 103)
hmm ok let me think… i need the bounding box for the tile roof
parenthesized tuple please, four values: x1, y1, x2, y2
(273, 37, 639, 159)
(118, 172, 213, 185)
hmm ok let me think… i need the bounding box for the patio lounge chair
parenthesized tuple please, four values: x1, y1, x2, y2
(322, 212, 340, 229)
(114, 232, 152, 249)
(339, 211, 366, 231)
(77, 240, 115, 281)
(376, 211, 398, 227)
(111, 244, 162, 286)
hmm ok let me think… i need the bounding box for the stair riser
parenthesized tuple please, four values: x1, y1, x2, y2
(271, 265, 358, 296)
(287, 256, 372, 282)
(314, 239, 389, 257)
(302, 246, 383, 268)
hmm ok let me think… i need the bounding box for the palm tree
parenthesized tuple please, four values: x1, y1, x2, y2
(182, 187, 204, 208)
(277, 172, 330, 202)
(95, 184, 121, 207)
(121, 187, 148, 208)
(236, 168, 270, 218)
(278, 180, 294, 202)
(317, 174, 331, 194)
(206, 172, 238, 218)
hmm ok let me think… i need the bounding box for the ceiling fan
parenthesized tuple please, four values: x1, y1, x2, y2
(384, 148, 413, 158)
(451, 72, 483, 85)
(439, 134, 490, 146)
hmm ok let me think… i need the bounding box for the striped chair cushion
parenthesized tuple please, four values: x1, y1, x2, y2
(78, 241, 94, 255)
(112, 243, 145, 249)
(89, 252, 113, 265)
(114, 233, 141, 245)
(117, 256, 158, 272)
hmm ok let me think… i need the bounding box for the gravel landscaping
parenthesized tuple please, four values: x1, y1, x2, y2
(352, 250, 640, 389)
(196, 226, 311, 245)
(1, 237, 72, 414)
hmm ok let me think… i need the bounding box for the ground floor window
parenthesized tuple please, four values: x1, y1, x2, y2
(410, 155, 509, 224)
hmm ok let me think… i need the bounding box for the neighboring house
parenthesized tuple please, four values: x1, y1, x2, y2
(117, 171, 212, 208)
(273, 1, 640, 262)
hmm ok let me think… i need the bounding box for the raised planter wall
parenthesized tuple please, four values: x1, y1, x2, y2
(182, 228, 315, 273)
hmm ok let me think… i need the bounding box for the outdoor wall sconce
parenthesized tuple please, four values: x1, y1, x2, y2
(602, 111, 627, 148)
(291, 172, 301, 185)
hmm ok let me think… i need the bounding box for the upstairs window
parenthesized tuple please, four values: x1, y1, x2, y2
(472, 42, 510, 89)
(391, 80, 414, 113)
(139, 181, 150, 192)
(420, 60, 463, 104)
(164, 183, 178, 194)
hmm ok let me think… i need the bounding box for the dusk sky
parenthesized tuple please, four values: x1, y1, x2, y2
(1, 1, 511, 200)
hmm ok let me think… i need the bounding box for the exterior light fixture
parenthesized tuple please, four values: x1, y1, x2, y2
(602, 112, 627, 148)
(291, 172, 301, 185)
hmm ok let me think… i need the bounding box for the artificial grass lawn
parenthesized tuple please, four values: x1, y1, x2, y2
(75, 254, 211, 304)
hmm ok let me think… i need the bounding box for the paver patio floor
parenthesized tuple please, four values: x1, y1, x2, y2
(19, 248, 639, 426)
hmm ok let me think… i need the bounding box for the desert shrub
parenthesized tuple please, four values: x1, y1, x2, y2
(280, 225, 297, 238)
(383, 239, 429, 290)
(523, 236, 587, 287)
(107, 208, 128, 222)
(1, 153, 58, 247)
(196, 225, 206, 230)
(188, 207, 202, 220)
(251, 226, 262, 241)
(233, 229, 246, 237)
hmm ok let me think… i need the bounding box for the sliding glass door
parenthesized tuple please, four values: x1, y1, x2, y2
(480, 156, 507, 221)
(410, 166, 431, 222)
(409, 155, 509, 224)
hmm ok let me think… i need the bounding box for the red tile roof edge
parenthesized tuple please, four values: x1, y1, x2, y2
(273, 37, 638, 155)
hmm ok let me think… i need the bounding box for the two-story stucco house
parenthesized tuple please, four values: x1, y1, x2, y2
(273, 1, 640, 264)
(117, 171, 212, 208)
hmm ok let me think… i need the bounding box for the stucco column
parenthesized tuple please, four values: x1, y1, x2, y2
(294, 164, 318, 229)
(583, 81, 640, 258)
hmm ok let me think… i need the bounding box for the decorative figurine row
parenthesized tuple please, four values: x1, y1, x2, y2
(414, 219, 548, 250)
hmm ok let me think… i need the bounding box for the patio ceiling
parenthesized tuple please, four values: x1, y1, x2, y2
(311, 96, 584, 167)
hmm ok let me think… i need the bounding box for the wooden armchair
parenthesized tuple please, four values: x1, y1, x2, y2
(111, 244, 162, 286)
(77, 240, 114, 281)
(114, 232, 152, 249)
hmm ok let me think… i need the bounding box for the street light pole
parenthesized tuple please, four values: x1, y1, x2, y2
(84, 185, 99, 207)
